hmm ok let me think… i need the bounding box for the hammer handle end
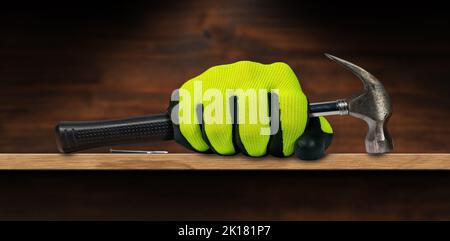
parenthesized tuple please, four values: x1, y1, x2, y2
(55, 114, 173, 153)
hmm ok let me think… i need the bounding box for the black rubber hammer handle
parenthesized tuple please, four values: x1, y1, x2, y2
(55, 114, 173, 153)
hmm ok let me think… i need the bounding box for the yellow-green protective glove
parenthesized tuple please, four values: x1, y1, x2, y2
(169, 61, 333, 159)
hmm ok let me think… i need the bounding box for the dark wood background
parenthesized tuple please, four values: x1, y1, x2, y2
(1, 0, 450, 220)
(1, 0, 449, 153)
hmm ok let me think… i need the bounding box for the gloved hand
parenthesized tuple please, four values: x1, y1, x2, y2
(169, 61, 333, 160)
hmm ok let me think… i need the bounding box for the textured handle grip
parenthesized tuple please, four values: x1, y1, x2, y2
(55, 114, 173, 153)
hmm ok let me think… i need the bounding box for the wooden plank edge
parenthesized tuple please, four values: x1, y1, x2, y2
(0, 153, 449, 170)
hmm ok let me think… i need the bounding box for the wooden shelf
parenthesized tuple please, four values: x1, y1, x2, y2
(0, 153, 449, 170)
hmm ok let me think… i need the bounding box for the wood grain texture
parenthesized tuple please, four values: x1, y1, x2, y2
(0, 153, 449, 170)
(0, 1, 449, 153)
(1, 1, 450, 221)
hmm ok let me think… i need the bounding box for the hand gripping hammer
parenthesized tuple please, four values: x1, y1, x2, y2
(55, 54, 393, 155)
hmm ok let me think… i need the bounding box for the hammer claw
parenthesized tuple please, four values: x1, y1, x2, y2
(324, 54, 394, 154)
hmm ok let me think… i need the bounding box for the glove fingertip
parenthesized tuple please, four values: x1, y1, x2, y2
(318, 116, 333, 134)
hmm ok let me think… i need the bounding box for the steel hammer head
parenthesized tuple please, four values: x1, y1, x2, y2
(325, 54, 393, 154)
